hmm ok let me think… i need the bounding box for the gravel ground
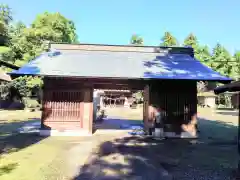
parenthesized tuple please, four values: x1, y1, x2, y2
(73, 135, 172, 180)
(164, 143, 236, 180)
(71, 133, 237, 180)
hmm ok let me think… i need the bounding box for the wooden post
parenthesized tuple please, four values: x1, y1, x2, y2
(143, 84, 150, 133)
(82, 86, 93, 134)
(40, 79, 46, 129)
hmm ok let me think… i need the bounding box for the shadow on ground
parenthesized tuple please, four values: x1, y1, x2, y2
(74, 118, 238, 180)
(0, 132, 46, 155)
(0, 118, 47, 176)
(0, 163, 19, 177)
(0, 118, 39, 135)
(0, 118, 46, 155)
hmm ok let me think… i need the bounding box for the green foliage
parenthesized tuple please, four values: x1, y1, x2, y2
(7, 76, 43, 97)
(31, 12, 78, 43)
(160, 31, 178, 46)
(183, 33, 211, 66)
(0, 20, 7, 36)
(232, 51, 240, 80)
(195, 45, 211, 65)
(210, 43, 233, 77)
(0, 4, 12, 46)
(8, 77, 29, 97)
(7, 22, 27, 60)
(183, 33, 198, 48)
(0, 4, 12, 25)
(22, 97, 40, 109)
(6, 12, 78, 63)
(183, 33, 201, 58)
(26, 76, 43, 89)
(130, 34, 143, 45)
(0, 7, 78, 98)
(0, 46, 14, 63)
(0, 81, 9, 100)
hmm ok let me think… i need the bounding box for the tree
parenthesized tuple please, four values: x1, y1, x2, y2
(195, 46, 213, 91)
(183, 33, 210, 64)
(4, 11, 79, 97)
(231, 51, 240, 80)
(7, 22, 27, 61)
(160, 32, 178, 46)
(0, 4, 12, 45)
(31, 12, 78, 43)
(196, 45, 211, 64)
(183, 33, 198, 48)
(211, 43, 232, 76)
(7, 12, 79, 63)
(0, 4, 12, 25)
(130, 34, 143, 45)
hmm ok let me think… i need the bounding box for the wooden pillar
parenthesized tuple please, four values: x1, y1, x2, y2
(40, 84, 45, 130)
(82, 86, 93, 134)
(143, 84, 150, 131)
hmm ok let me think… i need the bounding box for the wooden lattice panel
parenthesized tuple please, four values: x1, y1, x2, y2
(149, 80, 197, 134)
(42, 90, 84, 130)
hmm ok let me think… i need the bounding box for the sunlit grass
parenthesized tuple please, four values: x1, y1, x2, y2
(0, 137, 70, 180)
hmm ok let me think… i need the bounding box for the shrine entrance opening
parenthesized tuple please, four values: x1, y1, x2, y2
(92, 79, 146, 131)
(95, 89, 142, 108)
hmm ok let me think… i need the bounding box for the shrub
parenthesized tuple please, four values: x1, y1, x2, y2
(22, 97, 40, 109)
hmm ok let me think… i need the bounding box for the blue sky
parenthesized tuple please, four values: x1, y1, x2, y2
(2, 0, 240, 54)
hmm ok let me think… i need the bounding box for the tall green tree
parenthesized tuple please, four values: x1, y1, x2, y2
(0, 4, 12, 45)
(196, 45, 211, 65)
(7, 22, 27, 62)
(130, 34, 143, 45)
(6, 11, 79, 95)
(8, 12, 79, 63)
(30, 12, 78, 43)
(194, 45, 212, 91)
(160, 32, 178, 46)
(211, 43, 232, 76)
(183, 34, 212, 68)
(183, 33, 198, 48)
(0, 4, 12, 25)
(184, 33, 200, 60)
(231, 51, 240, 80)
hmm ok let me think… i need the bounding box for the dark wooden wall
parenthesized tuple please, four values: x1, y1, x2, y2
(41, 77, 93, 133)
(148, 80, 197, 134)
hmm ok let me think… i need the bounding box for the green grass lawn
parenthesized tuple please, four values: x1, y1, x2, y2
(0, 136, 70, 180)
(0, 110, 93, 180)
(0, 110, 70, 180)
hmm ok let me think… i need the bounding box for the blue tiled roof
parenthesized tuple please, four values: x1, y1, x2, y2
(10, 49, 232, 81)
